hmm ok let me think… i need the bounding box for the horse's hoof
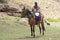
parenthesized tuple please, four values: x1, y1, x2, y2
(33, 35, 35, 38)
(31, 35, 35, 38)
(33, 36, 35, 38)
(43, 33, 44, 36)
(31, 34, 33, 36)
(40, 32, 41, 34)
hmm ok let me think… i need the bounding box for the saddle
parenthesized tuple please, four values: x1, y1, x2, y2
(34, 12, 41, 24)
(35, 12, 41, 21)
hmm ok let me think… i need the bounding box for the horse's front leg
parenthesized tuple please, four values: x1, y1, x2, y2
(38, 23, 41, 34)
(32, 26, 35, 38)
(30, 25, 33, 36)
(30, 25, 35, 38)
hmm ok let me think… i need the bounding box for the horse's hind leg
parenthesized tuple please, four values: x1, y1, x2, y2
(41, 22, 45, 35)
(41, 16, 45, 35)
(40, 18, 45, 35)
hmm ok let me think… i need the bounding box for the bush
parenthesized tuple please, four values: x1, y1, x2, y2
(46, 18, 60, 22)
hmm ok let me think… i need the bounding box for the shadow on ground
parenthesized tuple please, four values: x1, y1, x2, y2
(15, 35, 43, 40)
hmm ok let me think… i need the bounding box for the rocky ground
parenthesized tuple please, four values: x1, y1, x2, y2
(0, 0, 60, 18)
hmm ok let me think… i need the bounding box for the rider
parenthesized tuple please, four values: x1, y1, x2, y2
(32, 2, 41, 21)
(32, 2, 40, 14)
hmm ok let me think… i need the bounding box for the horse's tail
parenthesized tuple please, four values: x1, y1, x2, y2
(44, 20, 50, 25)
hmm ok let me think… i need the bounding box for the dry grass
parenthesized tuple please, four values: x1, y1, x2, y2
(0, 20, 60, 40)
(5, 0, 60, 18)
(0, 0, 60, 18)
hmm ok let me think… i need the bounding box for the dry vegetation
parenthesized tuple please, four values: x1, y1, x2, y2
(7, 0, 60, 18)
(0, 0, 60, 18)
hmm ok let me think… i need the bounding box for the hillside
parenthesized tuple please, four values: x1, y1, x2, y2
(0, 0, 60, 18)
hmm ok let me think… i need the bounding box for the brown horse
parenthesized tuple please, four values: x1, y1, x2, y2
(21, 7, 45, 38)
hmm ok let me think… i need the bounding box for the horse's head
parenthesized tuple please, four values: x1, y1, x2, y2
(21, 6, 31, 18)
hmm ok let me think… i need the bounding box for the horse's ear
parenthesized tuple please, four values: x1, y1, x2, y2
(22, 6, 25, 10)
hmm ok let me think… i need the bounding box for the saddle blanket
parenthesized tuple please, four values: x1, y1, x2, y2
(35, 12, 40, 16)
(35, 12, 41, 21)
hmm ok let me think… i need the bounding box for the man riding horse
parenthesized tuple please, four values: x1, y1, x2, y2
(32, 2, 50, 25)
(32, 2, 40, 14)
(32, 2, 43, 24)
(20, 1, 50, 38)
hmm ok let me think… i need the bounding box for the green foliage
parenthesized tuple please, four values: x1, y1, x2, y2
(57, 18, 60, 21)
(46, 18, 60, 22)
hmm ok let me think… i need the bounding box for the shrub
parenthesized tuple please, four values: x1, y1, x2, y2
(46, 18, 60, 22)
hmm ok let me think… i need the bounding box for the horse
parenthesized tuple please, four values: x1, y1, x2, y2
(20, 7, 45, 38)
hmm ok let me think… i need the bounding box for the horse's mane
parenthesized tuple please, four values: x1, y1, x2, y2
(26, 8, 31, 14)
(23, 7, 33, 17)
(26, 9, 34, 17)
